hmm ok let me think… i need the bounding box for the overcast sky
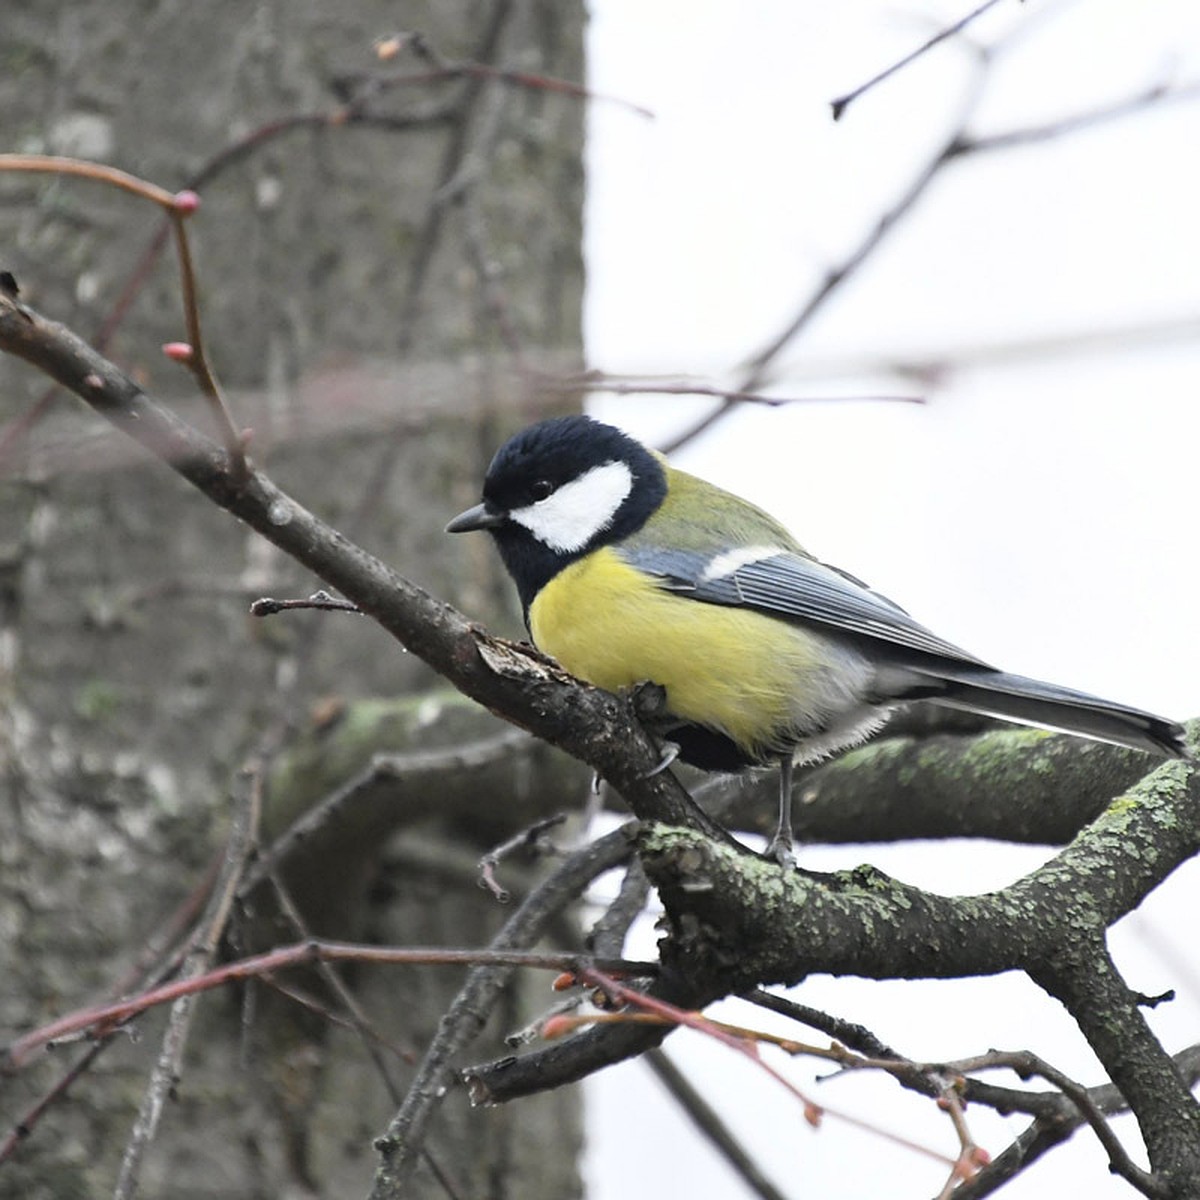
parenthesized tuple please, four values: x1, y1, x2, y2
(580, 2, 1200, 1196)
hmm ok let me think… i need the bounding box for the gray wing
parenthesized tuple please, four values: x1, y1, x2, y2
(618, 545, 992, 668)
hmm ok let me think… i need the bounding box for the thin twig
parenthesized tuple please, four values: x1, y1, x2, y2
(369, 825, 637, 1200)
(586, 859, 651, 959)
(0, 154, 177, 206)
(937, 1049, 1165, 1197)
(165, 203, 248, 480)
(744, 989, 1065, 1122)
(393, 2, 516, 355)
(6, 939, 655, 1070)
(646, 1048, 791, 1200)
(249, 590, 363, 616)
(0, 1041, 110, 1164)
(553, 370, 923, 408)
(934, 1085, 989, 1197)
(248, 955, 469, 1200)
(478, 813, 569, 902)
(462, 191, 526, 361)
(663, 51, 1200, 456)
(660, 69, 986, 455)
(0, 107, 451, 469)
(577, 968, 954, 1166)
(951, 1046, 1200, 1200)
(830, 0, 1013, 120)
(112, 763, 263, 1199)
(264, 873, 412, 1095)
(238, 728, 535, 897)
(0, 155, 247, 477)
(352, 46, 654, 120)
(954, 78, 1200, 156)
(743, 993, 1169, 1195)
(0, 857, 224, 1162)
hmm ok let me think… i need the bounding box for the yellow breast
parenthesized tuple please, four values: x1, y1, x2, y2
(528, 547, 824, 758)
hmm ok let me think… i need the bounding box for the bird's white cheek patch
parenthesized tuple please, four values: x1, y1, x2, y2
(510, 460, 634, 552)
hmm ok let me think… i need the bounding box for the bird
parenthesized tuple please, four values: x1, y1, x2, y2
(446, 414, 1187, 864)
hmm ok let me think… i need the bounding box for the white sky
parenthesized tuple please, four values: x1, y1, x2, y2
(580, 2, 1200, 1197)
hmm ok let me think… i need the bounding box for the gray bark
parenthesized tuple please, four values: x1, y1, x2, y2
(0, 2, 586, 1196)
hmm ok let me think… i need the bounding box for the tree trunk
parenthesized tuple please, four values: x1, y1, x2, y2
(0, 1, 586, 1195)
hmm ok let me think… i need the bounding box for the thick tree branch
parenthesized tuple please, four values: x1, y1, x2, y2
(704, 726, 1165, 845)
(645, 755, 1198, 990)
(1030, 946, 1200, 1192)
(470, 757, 1199, 1116)
(0, 289, 730, 848)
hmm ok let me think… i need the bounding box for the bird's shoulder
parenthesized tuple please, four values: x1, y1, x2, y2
(634, 464, 807, 555)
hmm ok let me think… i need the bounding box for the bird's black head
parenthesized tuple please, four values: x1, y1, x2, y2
(446, 415, 667, 615)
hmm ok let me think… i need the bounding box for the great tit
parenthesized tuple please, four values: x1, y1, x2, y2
(447, 415, 1187, 861)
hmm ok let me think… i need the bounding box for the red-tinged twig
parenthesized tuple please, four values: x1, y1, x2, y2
(107, 854, 222, 999)
(0, 853, 222, 1162)
(5, 943, 657, 1071)
(164, 196, 248, 481)
(830, 0, 1015, 120)
(745, 1007, 1192, 1197)
(0, 155, 247, 477)
(539, 1009, 845, 1062)
(253, 918, 468, 1200)
(0, 104, 447, 470)
(253, 876, 479, 1200)
(0, 155, 179, 206)
(394, 62, 652, 119)
(934, 1085, 990, 1198)
(87, 107, 443, 370)
(577, 968, 955, 1167)
(794, 1039, 1168, 1198)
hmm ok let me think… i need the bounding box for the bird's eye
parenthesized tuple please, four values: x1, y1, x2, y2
(530, 479, 554, 502)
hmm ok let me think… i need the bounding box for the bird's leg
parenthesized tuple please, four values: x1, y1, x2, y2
(764, 754, 796, 869)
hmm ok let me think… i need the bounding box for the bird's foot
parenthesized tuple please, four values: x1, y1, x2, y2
(641, 740, 681, 779)
(764, 834, 796, 871)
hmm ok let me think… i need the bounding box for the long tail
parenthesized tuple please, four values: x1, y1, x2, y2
(910, 666, 1188, 758)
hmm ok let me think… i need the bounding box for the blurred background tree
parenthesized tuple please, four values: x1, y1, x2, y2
(0, 2, 589, 1196)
